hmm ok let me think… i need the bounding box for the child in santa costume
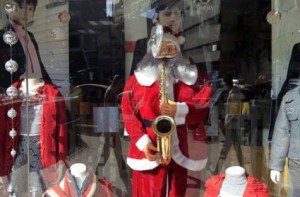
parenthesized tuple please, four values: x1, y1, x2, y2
(121, 2, 212, 196)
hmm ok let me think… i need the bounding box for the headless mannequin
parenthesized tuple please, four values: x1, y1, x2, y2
(270, 170, 280, 184)
(8, 75, 45, 195)
(219, 166, 248, 197)
(70, 163, 88, 190)
(21, 75, 45, 97)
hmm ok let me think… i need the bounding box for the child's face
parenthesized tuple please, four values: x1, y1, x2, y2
(10, 2, 35, 26)
(158, 8, 181, 32)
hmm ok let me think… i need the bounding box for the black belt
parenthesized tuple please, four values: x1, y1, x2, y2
(142, 118, 153, 128)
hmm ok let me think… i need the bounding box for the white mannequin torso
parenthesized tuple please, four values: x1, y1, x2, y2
(20, 75, 44, 136)
(21, 76, 44, 97)
(218, 166, 248, 197)
(70, 163, 88, 190)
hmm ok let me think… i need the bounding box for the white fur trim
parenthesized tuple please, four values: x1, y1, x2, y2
(174, 115, 185, 125)
(135, 66, 159, 86)
(127, 157, 160, 171)
(59, 177, 65, 190)
(135, 64, 197, 87)
(174, 102, 188, 125)
(171, 130, 208, 171)
(174, 64, 198, 85)
(136, 134, 152, 151)
(87, 173, 97, 197)
(176, 102, 188, 115)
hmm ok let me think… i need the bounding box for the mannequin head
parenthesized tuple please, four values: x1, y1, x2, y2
(8, 0, 38, 26)
(154, 0, 183, 33)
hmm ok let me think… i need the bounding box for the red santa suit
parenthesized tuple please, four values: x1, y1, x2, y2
(121, 53, 211, 196)
(0, 80, 68, 176)
(204, 174, 270, 197)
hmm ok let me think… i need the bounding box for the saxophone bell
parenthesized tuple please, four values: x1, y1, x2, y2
(152, 115, 175, 166)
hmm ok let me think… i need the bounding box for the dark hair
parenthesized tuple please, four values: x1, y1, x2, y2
(156, 1, 182, 11)
(15, 0, 38, 10)
(154, 0, 183, 20)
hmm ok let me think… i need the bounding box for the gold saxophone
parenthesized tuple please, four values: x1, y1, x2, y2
(152, 61, 176, 166)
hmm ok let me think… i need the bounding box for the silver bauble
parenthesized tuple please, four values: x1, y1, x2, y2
(3, 30, 18, 46)
(6, 86, 18, 97)
(4, 0, 17, 14)
(5, 59, 18, 73)
(9, 128, 17, 138)
(7, 108, 17, 119)
(11, 148, 16, 157)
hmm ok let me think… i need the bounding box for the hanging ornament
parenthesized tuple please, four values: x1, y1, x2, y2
(9, 128, 17, 138)
(10, 148, 16, 157)
(6, 86, 18, 97)
(3, 30, 18, 46)
(58, 11, 71, 24)
(7, 108, 17, 119)
(4, 0, 17, 14)
(3, 2, 20, 168)
(5, 59, 18, 73)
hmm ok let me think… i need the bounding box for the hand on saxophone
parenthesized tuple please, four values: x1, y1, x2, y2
(143, 143, 158, 161)
(160, 100, 177, 117)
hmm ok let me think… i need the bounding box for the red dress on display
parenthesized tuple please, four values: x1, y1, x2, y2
(204, 174, 270, 197)
(0, 80, 68, 176)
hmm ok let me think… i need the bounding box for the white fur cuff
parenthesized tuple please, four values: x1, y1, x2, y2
(175, 102, 188, 125)
(136, 134, 152, 151)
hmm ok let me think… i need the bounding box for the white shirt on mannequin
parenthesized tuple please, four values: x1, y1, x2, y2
(218, 166, 248, 197)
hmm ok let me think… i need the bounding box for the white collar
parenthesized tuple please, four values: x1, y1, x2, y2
(134, 63, 198, 86)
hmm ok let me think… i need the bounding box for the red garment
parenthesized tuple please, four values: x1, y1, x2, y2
(0, 80, 68, 175)
(121, 71, 211, 196)
(121, 74, 211, 171)
(204, 174, 270, 197)
(44, 170, 113, 197)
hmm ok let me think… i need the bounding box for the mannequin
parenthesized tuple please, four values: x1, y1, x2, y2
(269, 86, 300, 196)
(21, 75, 45, 97)
(43, 163, 113, 197)
(219, 166, 247, 197)
(0, 0, 52, 89)
(8, 75, 46, 195)
(204, 166, 270, 197)
(270, 170, 280, 184)
(70, 163, 88, 190)
(3, 75, 68, 195)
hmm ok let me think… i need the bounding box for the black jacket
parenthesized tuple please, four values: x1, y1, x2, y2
(0, 25, 52, 89)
